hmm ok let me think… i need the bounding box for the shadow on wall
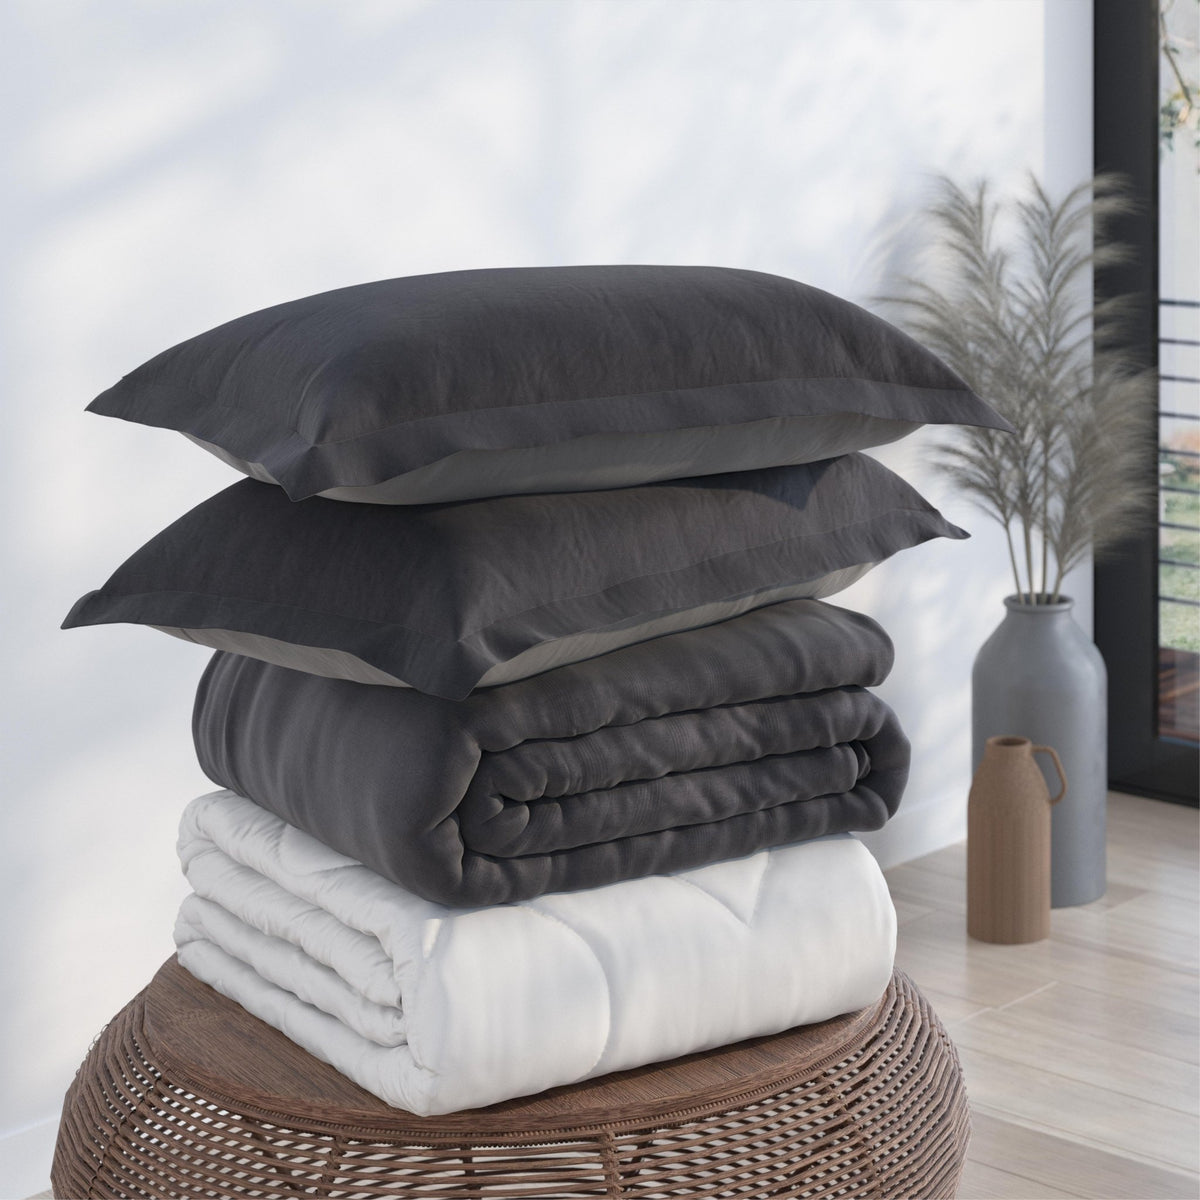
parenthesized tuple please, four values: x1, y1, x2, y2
(852, 196, 999, 860)
(845, 428, 1016, 868)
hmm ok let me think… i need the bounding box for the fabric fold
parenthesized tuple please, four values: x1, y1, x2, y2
(193, 597, 911, 906)
(175, 790, 897, 1116)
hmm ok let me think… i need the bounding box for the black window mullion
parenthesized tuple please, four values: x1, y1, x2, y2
(1093, 0, 1198, 804)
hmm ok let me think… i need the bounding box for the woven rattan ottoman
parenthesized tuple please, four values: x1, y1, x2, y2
(52, 958, 968, 1199)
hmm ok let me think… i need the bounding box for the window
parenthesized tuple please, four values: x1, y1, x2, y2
(1157, 0, 1199, 747)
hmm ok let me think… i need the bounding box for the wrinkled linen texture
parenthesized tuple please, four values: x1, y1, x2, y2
(63, 453, 966, 700)
(175, 791, 898, 1115)
(193, 598, 911, 907)
(86, 264, 1007, 503)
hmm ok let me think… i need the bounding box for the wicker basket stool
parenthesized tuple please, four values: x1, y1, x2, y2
(52, 958, 968, 1199)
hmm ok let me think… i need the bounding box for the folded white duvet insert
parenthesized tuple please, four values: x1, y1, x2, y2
(175, 790, 897, 1116)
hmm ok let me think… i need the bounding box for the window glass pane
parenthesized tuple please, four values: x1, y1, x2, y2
(1158, 0, 1200, 745)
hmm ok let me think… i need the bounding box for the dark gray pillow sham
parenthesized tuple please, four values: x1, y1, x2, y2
(62, 454, 967, 701)
(87, 265, 1010, 504)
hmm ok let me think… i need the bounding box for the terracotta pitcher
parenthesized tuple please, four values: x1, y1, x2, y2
(967, 736, 1067, 944)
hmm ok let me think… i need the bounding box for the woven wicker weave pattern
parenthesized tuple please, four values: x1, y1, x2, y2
(52, 964, 968, 1199)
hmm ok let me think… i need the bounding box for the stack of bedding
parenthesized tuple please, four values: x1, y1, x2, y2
(66, 265, 1007, 1116)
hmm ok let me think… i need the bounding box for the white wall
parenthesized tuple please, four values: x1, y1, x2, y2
(0, 1, 1090, 1191)
(1043, 0, 1094, 637)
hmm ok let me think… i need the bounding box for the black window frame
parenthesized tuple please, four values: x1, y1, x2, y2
(1093, 0, 1198, 805)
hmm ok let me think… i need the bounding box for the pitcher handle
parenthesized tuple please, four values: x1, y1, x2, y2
(1032, 745, 1067, 805)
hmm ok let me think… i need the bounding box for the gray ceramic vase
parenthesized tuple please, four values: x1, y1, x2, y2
(971, 595, 1107, 907)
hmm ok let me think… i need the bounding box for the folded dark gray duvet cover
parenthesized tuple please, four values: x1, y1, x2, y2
(194, 598, 910, 906)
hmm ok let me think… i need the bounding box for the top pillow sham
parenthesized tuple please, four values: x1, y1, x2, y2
(88, 264, 1010, 505)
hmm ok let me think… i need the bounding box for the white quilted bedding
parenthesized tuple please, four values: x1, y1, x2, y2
(175, 790, 897, 1116)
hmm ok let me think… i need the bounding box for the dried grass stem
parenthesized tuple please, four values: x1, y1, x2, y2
(882, 173, 1156, 603)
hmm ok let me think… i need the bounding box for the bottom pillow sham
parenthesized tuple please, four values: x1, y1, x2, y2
(175, 790, 897, 1116)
